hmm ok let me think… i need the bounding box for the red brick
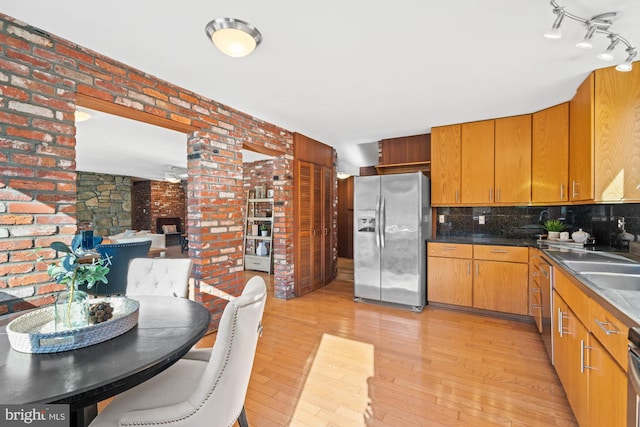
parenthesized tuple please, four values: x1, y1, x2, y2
(0, 214, 33, 225)
(94, 58, 127, 76)
(10, 154, 58, 168)
(0, 263, 34, 276)
(55, 43, 93, 65)
(7, 202, 55, 214)
(37, 283, 66, 294)
(6, 127, 54, 143)
(76, 84, 113, 102)
(31, 119, 75, 135)
(12, 295, 56, 311)
(35, 215, 75, 225)
(0, 86, 30, 102)
(9, 250, 39, 262)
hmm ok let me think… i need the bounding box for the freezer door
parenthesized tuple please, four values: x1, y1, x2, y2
(354, 175, 381, 300)
(380, 173, 425, 307)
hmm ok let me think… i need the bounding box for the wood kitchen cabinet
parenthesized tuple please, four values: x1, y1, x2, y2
(427, 243, 528, 315)
(427, 243, 473, 306)
(595, 64, 640, 202)
(553, 267, 628, 427)
(431, 124, 461, 205)
(495, 114, 531, 204)
(380, 134, 430, 165)
(569, 73, 594, 202)
(528, 248, 542, 330)
(532, 103, 569, 204)
(472, 245, 528, 315)
(461, 120, 495, 204)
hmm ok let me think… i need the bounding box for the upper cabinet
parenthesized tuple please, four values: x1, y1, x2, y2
(569, 73, 595, 202)
(532, 103, 569, 204)
(431, 124, 461, 205)
(461, 120, 495, 204)
(377, 134, 431, 175)
(494, 115, 532, 204)
(595, 65, 640, 202)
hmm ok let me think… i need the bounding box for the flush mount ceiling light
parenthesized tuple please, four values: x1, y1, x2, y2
(205, 18, 262, 58)
(544, 0, 637, 72)
(74, 108, 91, 122)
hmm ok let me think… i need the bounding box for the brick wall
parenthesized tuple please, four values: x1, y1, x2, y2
(132, 181, 151, 230)
(150, 180, 186, 233)
(0, 13, 295, 328)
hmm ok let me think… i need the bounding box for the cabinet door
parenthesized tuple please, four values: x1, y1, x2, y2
(461, 120, 495, 204)
(473, 260, 528, 315)
(595, 65, 640, 201)
(532, 103, 569, 203)
(589, 337, 627, 427)
(569, 73, 594, 202)
(431, 124, 461, 205)
(427, 256, 472, 306)
(322, 166, 334, 285)
(495, 115, 532, 204)
(553, 291, 589, 427)
(296, 160, 315, 296)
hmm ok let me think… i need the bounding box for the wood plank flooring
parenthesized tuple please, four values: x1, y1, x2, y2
(198, 259, 578, 426)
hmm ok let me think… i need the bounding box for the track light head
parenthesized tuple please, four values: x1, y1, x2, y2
(544, 7, 565, 39)
(616, 48, 637, 72)
(597, 35, 620, 61)
(576, 24, 597, 49)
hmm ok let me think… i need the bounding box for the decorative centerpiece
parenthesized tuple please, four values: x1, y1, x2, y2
(260, 223, 269, 237)
(43, 241, 110, 331)
(543, 219, 566, 240)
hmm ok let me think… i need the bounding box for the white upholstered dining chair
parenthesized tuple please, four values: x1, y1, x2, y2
(125, 258, 193, 298)
(89, 275, 267, 427)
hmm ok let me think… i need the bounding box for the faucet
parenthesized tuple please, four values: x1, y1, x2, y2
(618, 217, 626, 231)
(539, 210, 548, 223)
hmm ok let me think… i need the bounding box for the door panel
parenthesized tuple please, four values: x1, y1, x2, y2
(354, 176, 381, 300)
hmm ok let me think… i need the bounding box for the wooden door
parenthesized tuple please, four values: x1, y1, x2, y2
(595, 65, 640, 201)
(569, 73, 594, 202)
(589, 337, 627, 427)
(295, 161, 314, 296)
(461, 120, 495, 204)
(431, 124, 461, 205)
(473, 260, 528, 315)
(312, 165, 323, 290)
(532, 103, 569, 203)
(495, 115, 532, 204)
(427, 256, 472, 306)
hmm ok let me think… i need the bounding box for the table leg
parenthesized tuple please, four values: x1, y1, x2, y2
(70, 403, 98, 427)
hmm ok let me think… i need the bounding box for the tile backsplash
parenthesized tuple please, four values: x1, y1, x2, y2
(435, 204, 640, 245)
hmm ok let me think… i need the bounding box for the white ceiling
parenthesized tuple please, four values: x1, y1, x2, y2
(4, 0, 640, 178)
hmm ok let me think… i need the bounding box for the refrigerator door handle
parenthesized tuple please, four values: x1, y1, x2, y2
(375, 195, 381, 248)
(380, 196, 386, 248)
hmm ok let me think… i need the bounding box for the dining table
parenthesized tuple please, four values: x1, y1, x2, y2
(0, 295, 211, 427)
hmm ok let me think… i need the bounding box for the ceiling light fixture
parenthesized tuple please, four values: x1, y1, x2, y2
(205, 18, 262, 58)
(544, 0, 636, 72)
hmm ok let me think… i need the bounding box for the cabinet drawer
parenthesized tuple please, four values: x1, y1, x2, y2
(589, 299, 628, 372)
(554, 269, 590, 327)
(245, 255, 270, 271)
(428, 242, 472, 258)
(473, 245, 528, 263)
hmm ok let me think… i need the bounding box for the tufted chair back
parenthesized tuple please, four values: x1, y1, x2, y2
(126, 258, 192, 298)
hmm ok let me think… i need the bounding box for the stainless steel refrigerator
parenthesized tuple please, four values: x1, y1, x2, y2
(353, 172, 431, 311)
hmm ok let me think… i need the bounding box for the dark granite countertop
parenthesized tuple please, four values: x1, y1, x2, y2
(427, 236, 538, 247)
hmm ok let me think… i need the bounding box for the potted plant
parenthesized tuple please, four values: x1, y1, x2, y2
(41, 241, 110, 330)
(543, 219, 565, 240)
(260, 224, 269, 237)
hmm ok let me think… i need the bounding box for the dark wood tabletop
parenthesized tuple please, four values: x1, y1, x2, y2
(0, 295, 210, 426)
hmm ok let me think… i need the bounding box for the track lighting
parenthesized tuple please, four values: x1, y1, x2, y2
(544, 0, 636, 72)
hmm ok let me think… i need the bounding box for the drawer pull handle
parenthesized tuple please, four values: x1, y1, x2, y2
(594, 319, 619, 335)
(580, 340, 592, 373)
(490, 249, 509, 253)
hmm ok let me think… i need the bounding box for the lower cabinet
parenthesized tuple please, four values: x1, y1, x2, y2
(427, 243, 528, 315)
(553, 269, 627, 427)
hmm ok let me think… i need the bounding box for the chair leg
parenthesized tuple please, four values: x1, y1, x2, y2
(237, 406, 249, 427)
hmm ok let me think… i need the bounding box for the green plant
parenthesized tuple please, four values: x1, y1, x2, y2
(41, 241, 110, 290)
(260, 223, 269, 231)
(543, 219, 566, 232)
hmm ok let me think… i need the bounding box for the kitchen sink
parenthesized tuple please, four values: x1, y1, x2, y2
(580, 272, 640, 291)
(563, 260, 640, 275)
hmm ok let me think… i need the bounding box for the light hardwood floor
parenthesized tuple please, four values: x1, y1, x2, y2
(198, 259, 578, 427)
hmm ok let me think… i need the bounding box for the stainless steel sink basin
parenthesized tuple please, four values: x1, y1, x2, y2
(563, 260, 640, 275)
(580, 272, 640, 291)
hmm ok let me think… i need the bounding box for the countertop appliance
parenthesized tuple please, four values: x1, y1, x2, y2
(540, 257, 554, 364)
(629, 327, 640, 427)
(353, 172, 431, 311)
